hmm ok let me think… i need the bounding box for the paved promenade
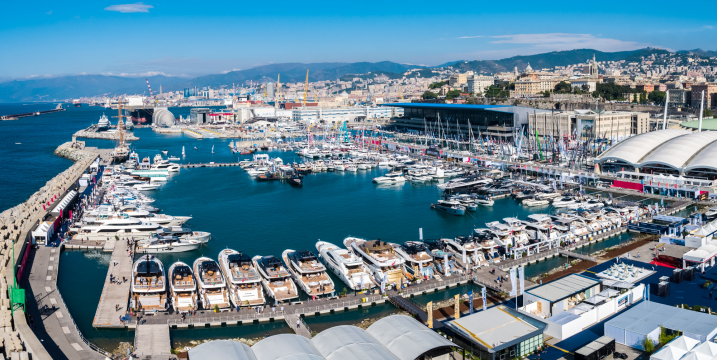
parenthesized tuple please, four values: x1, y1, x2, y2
(92, 239, 133, 328)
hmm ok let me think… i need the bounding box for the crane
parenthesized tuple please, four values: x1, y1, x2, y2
(399, 85, 404, 100)
(303, 69, 309, 106)
(145, 79, 158, 106)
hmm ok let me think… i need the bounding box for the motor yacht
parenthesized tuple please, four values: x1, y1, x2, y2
(193, 257, 231, 310)
(218, 249, 265, 307)
(252, 255, 299, 303)
(138, 234, 201, 253)
(131, 255, 168, 313)
(73, 218, 162, 241)
(431, 200, 465, 216)
(372, 171, 406, 184)
(394, 241, 434, 280)
(552, 197, 577, 208)
(168, 261, 197, 311)
(316, 241, 374, 291)
(97, 113, 110, 131)
(475, 195, 494, 206)
(157, 226, 211, 244)
(522, 197, 550, 207)
(423, 239, 458, 276)
(536, 191, 561, 200)
(282, 250, 335, 298)
(134, 183, 161, 191)
(343, 237, 405, 288)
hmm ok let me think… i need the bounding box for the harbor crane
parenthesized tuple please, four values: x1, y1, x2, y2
(145, 79, 158, 106)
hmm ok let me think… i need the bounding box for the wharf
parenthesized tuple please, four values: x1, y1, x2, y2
(134, 324, 172, 359)
(0, 108, 65, 120)
(92, 239, 133, 328)
(180, 163, 244, 169)
(558, 250, 596, 262)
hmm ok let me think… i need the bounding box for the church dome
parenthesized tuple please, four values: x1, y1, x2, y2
(525, 63, 533, 72)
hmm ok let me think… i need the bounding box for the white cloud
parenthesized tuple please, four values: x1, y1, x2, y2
(104, 3, 153, 13)
(221, 68, 242, 74)
(456, 35, 483, 39)
(45, 10, 52, 15)
(704, 25, 714, 29)
(489, 33, 652, 52)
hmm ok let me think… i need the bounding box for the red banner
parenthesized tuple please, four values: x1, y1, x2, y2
(612, 180, 644, 192)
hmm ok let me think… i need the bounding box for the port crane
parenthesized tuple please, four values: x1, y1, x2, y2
(145, 79, 158, 106)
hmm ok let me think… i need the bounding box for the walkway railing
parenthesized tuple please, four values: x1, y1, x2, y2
(54, 287, 112, 357)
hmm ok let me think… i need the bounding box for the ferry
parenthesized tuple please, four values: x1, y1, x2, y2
(218, 249, 265, 307)
(252, 255, 299, 303)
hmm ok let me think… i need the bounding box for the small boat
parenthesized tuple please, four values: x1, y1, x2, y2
(287, 176, 303, 187)
(256, 173, 280, 181)
(134, 183, 161, 191)
(162, 150, 168, 155)
(211, 145, 215, 154)
(168, 156, 180, 161)
(523, 198, 550, 206)
(194, 146, 198, 150)
(182, 146, 186, 157)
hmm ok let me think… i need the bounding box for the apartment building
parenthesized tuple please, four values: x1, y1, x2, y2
(691, 83, 717, 108)
(467, 75, 494, 95)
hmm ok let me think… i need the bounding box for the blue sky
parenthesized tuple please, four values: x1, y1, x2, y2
(0, 0, 715, 79)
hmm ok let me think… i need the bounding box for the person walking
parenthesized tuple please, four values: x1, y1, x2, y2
(296, 319, 301, 328)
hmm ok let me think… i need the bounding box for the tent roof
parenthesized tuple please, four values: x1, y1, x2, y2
(367, 315, 455, 360)
(526, 274, 599, 302)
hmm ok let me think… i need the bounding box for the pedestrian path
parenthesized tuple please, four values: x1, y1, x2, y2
(134, 324, 172, 358)
(285, 314, 312, 339)
(92, 239, 133, 327)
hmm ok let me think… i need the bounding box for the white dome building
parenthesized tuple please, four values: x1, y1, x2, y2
(152, 108, 175, 127)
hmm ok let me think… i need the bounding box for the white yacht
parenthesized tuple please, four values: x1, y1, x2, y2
(193, 257, 231, 310)
(552, 197, 577, 208)
(343, 237, 405, 288)
(134, 183, 161, 191)
(372, 171, 406, 184)
(219, 249, 265, 307)
(475, 195, 494, 206)
(395, 241, 435, 280)
(74, 218, 162, 241)
(536, 191, 561, 200)
(522, 197, 550, 207)
(158, 226, 211, 244)
(168, 261, 197, 312)
(131, 255, 168, 313)
(282, 249, 335, 298)
(316, 241, 374, 291)
(137, 235, 201, 253)
(97, 113, 110, 131)
(252, 255, 299, 303)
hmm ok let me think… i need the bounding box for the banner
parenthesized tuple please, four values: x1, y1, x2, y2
(482, 287, 487, 311)
(419, 228, 423, 240)
(519, 266, 525, 296)
(427, 301, 433, 328)
(509, 268, 517, 297)
(468, 291, 474, 314)
(454, 294, 460, 319)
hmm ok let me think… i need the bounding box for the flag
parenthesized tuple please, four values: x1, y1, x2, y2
(519, 266, 525, 296)
(482, 287, 487, 311)
(509, 268, 517, 297)
(468, 291, 474, 314)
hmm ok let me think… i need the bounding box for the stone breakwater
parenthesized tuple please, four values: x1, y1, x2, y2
(73, 129, 139, 141)
(0, 143, 97, 359)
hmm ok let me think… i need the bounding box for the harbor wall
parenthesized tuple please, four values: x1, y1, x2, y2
(0, 142, 98, 359)
(73, 128, 139, 141)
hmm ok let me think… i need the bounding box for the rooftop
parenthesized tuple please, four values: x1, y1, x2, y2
(526, 274, 600, 303)
(444, 306, 547, 351)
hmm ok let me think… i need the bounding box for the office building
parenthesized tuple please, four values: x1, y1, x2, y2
(467, 75, 494, 95)
(528, 110, 649, 140)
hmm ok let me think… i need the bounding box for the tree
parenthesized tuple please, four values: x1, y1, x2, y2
(445, 89, 462, 100)
(554, 81, 572, 94)
(422, 91, 438, 100)
(428, 81, 448, 89)
(642, 337, 656, 354)
(704, 108, 713, 118)
(648, 90, 666, 105)
(581, 84, 590, 92)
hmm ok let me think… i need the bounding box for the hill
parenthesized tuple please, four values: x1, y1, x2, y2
(449, 48, 670, 73)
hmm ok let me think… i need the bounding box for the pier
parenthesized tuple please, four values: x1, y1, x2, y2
(92, 239, 133, 328)
(134, 324, 172, 358)
(285, 314, 312, 338)
(558, 249, 596, 262)
(0, 107, 65, 120)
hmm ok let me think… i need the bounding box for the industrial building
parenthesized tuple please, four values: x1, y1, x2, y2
(187, 315, 455, 360)
(443, 305, 547, 360)
(522, 274, 601, 317)
(152, 107, 176, 127)
(189, 108, 212, 124)
(385, 103, 552, 140)
(292, 106, 400, 124)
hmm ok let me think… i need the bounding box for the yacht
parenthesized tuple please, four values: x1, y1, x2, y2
(316, 241, 374, 291)
(151, 160, 181, 173)
(423, 240, 457, 275)
(252, 255, 299, 303)
(536, 191, 561, 200)
(344, 237, 405, 288)
(131, 255, 168, 313)
(134, 183, 161, 191)
(97, 113, 110, 131)
(372, 172, 406, 184)
(193, 257, 231, 310)
(168, 261, 197, 312)
(552, 197, 577, 208)
(282, 250, 335, 298)
(395, 241, 434, 280)
(431, 200, 466, 216)
(522, 197, 550, 207)
(706, 206, 717, 221)
(158, 226, 211, 244)
(475, 195, 494, 206)
(74, 218, 162, 241)
(219, 249, 265, 307)
(137, 235, 201, 253)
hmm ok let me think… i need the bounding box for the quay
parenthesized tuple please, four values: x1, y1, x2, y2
(134, 324, 171, 359)
(92, 239, 133, 327)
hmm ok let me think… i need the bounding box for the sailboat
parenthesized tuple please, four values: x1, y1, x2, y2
(211, 145, 215, 154)
(182, 146, 186, 157)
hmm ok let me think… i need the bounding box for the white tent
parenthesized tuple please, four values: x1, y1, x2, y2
(688, 341, 717, 360)
(683, 249, 712, 264)
(650, 336, 700, 360)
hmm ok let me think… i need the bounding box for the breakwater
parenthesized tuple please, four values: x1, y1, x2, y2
(73, 127, 139, 141)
